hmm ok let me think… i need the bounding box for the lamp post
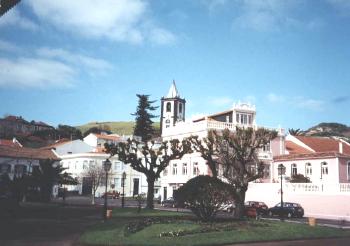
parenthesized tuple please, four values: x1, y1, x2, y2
(277, 164, 286, 221)
(103, 159, 112, 221)
(122, 171, 126, 208)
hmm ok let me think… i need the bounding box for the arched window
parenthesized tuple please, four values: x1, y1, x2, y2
(321, 162, 328, 179)
(291, 163, 297, 176)
(347, 162, 350, 181)
(166, 102, 171, 112)
(179, 103, 183, 113)
(172, 163, 177, 175)
(305, 163, 312, 176)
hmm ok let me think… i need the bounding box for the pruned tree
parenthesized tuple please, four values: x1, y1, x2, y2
(132, 94, 158, 142)
(105, 138, 191, 209)
(218, 128, 277, 218)
(190, 127, 276, 218)
(189, 130, 220, 177)
(82, 164, 105, 205)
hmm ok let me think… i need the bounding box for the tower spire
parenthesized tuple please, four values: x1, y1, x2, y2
(166, 80, 179, 98)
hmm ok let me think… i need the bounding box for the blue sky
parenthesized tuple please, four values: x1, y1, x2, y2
(1, 0, 350, 130)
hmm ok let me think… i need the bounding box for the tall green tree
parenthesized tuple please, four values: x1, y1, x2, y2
(105, 138, 191, 209)
(132, 94, 158, 142)
(32, 159, 78, 202)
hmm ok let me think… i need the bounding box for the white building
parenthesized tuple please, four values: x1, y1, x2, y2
(44, 138, 160, 198)
(83, 133, 121, 148)
(160, 82, 285, 200)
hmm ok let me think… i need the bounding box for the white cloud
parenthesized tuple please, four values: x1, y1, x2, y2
(149, 28, 176, 45)
(0, 45, 113, 89)
(230, 0, 320, 32)
(209, 97, 233, 106)
(36, 47, 113, 76)
(0, 39, 22, 53)
(296, 98, 325, 111)
(267, 93, 284, 103)
(26, 0, 175, 45)
(267, 92, 325, 111)
(0, 57, 76, 88)
(0, 9, 38, 31)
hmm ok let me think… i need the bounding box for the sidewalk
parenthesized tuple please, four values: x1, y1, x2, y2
(232, 237, 350, 246)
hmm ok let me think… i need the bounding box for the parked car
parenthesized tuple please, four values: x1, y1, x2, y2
(268, 202, 304, 218)
(244, 201, 268, 217)
(161, 197, 177, 207)
(161, 197, 188, 208)
(219, 202, 235, 213)
(101, 191, 120, 199)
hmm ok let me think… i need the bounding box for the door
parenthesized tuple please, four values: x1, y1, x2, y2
(133, 178, 139, 196)
(82, 177, 93, 195)
(163, 187, 167, 200)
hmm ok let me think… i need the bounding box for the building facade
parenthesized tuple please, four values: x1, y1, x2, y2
(160, 82, 285, 200)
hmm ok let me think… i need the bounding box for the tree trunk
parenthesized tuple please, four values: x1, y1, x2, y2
(146, 177, 155, 209)
(234, 189, 246, 219)
(91, 190, 96, 205)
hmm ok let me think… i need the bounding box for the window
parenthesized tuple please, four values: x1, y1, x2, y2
(89, 160, 94, 168)
(83, 160, 88, 170)
(305, 163, 312, 176)
(248, 114, 252, 124)
(347, 162, 350, 181)
(263, 142, 270, 151)
(291, 163, 297, 176)
(193, 162, 199, 176)
(226, 115, 230, 123)
(182, 163, 187, 175)
(172, 163, 177, 175)
(236, 113, 239, 123)
(321, 162, 328, 178)
(0, 164, 11, 174)
(166, 102, 171, 112)
(243, 114, 247, 124)
(114, 162, 121, 171)
(163, 167, 168, 176)
(179, 103, 183, 113)
(114, 178, 121, 188)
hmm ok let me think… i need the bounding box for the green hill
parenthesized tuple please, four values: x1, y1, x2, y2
(76, 121, 160, 136)
(301, 122, 350, 143)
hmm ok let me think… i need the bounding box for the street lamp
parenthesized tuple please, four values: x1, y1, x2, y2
(122, 171, 126, 208)
(277, 164, 286, 221)
(103, 159, 112, 221)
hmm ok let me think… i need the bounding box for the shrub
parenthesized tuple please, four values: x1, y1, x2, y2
(290, 174, 311, 183)
(174, 175, 233, 221)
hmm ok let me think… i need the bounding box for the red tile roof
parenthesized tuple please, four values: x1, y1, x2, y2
(0, 139, 21, 147)
(274, 151, 350, 161)
(285, 140, 313, 155)
(93, 134, 119, 141)
(0, 146, 60, 160)
(295, 136, 350, 154)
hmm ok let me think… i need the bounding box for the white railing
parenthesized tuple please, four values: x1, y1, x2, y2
(248, 182, 350, 194)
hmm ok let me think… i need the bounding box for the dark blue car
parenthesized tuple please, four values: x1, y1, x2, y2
(268, 202, 304, 218)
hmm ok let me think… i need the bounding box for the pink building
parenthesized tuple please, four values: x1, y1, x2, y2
(272, 135, 350, 183)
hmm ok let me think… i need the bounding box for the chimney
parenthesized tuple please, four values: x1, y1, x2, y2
(339, 142, 343, 154)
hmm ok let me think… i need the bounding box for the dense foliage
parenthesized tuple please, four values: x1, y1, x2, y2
(174, 175, 233, 221)
(132, 94, 158, 142)
(289, 174, 311, 183)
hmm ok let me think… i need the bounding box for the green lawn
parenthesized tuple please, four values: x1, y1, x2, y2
(80, 208, 350, 246)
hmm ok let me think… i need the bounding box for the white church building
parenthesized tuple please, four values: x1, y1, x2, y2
(159, 82, 285, 200)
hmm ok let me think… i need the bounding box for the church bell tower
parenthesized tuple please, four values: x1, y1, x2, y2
(160, 81, 186, 136)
